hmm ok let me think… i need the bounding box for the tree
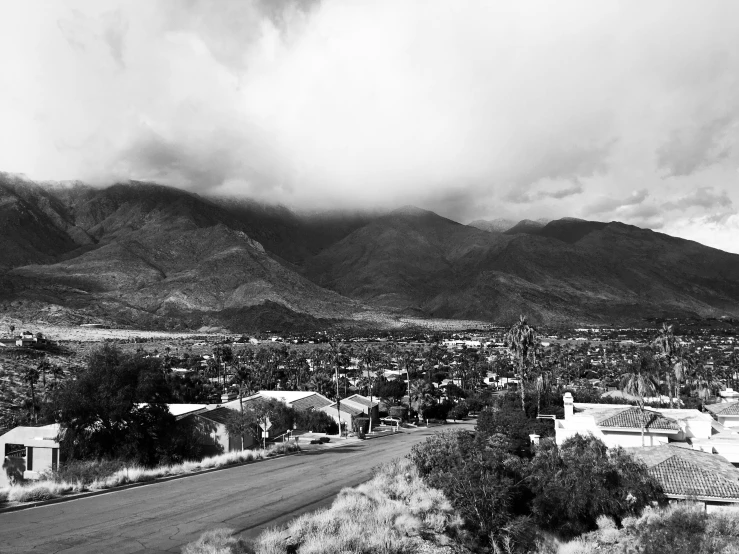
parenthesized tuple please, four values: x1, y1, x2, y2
(528, 435, 664, 538)
(55, 344, 189, 465)
(373, 379, 406, 408)
(361, 347, 378, 432)
(653, 324, 678, 407)
(505, 315, 540, 412)
(21, 366, 40, 424)
(619, 354, 658, 447)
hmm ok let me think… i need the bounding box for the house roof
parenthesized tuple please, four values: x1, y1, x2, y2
(258, 390, 316, 404)
(323, 402, 363, 416)
(629, 445, 739, 501)
(705, 402, 739, 416)
(289, 393, 333, 411)
(343, 394, 379, 408)
(597, 407, 680, 431)
(196, 407, 233, 425)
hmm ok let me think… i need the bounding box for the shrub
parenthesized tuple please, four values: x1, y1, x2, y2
(422, 402, 450, 420)
(294, 410, 338, 434)
(476, 404, 554, 457)
(449, 401, 469, 420)
(528, 435, 665, 539)
(388, 406, 408, 421)
(46, 458, 128, 485)
(10, 485, 56, 503)
(183, 458, 464, 554)
(408, 430, 529, 548)
(181, 528, 255, 554)
(352, 417, 369, 434)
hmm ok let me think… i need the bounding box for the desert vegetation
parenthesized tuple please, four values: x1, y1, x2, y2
(0, 442, 299, 505)
(183, 458, 464, 554)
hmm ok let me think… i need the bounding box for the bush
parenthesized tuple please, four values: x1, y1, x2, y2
(181, 528, 254, 554)
(449, 401, 469, 420)
(294, 409, 338, 434)
(183, 459, 464, 554)
(422, 402, 450, 420)
(476, 404, 554, 457)
(528, 435, 665, 539)
(388, 406, 408, 421)
(46, 458, 128, 485)
(408, 430, 530, 549)
(352, 417, 369, 434)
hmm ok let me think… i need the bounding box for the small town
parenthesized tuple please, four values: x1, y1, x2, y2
(2, 316, 739, 552)
(4, 1, 739, 552)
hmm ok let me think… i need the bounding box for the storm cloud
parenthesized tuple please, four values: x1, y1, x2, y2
(1, 1, 739, 252)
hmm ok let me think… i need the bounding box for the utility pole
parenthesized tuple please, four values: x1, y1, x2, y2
(335, 363, 342, 438)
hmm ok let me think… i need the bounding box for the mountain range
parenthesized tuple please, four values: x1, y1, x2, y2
(2, 173, 738, 331)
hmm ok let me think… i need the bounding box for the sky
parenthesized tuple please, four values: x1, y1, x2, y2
(1, 1, 738, 252)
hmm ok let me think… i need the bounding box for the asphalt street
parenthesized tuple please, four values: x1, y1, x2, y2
(0, 423, 472, 553)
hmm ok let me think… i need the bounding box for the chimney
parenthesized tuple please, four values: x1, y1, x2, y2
(564, 392, 574, 419)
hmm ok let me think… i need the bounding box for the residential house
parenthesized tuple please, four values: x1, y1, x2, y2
(706, 401, 739, 428)
(340, 394, 380, 422)
(554, 392, 712, 448)
(718, 389, 739, 403)
(189, 407, 255, 454)
(321, 402, 363, 430)
(628, 445, 739, 513)
(1, 424, 60, 488)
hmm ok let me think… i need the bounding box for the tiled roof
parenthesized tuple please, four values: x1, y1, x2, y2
(630, 446, 739, 500)
(705, 402, 739, 416)
(290, 393, 333, 411)
(598, 407, 679, 431)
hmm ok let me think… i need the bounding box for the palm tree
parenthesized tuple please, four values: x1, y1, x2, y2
(362, 347, 378, 433)
(619, 357, 658, 447)
(653, 323, 678, 407)
(505, 315, 539, 412)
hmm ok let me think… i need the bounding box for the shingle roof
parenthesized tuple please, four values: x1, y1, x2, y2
(196, 407, 234, 425)
(323, 402, 363, 416)
(705, 402, 739, 416)
(598, 407, 679, 431)
(630, 446, 739, 501)
(290, 393, 333, 411)
(343, 394, 378, 408)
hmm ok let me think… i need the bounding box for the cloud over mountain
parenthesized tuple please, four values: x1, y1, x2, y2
(1, 0, 739, 251)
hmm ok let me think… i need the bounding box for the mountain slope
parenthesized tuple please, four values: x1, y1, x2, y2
(3, 177, 739, 328)
(306, 214, 739, 324)
(0, 179, 360, 330)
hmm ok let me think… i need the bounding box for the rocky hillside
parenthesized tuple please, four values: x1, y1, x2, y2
(2, 174, 739, 329)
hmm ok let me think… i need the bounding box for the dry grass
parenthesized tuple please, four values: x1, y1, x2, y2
(0, 442, 299, 506)
(184, 458, 464, 554)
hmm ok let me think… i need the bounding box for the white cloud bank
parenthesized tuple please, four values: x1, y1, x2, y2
(1, 0, 738, 252)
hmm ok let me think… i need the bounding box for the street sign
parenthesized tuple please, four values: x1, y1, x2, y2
(259, 417, 272, 431)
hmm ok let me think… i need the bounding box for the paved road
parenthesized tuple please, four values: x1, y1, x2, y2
(0, 424, 471, 553)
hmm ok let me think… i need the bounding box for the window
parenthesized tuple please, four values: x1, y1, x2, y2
(27, 447, 33, 471)
(4, 443, 25, 457)
(52, 448, 58, 471)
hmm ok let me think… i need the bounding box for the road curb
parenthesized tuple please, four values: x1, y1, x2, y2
(0, 448, 302, 514)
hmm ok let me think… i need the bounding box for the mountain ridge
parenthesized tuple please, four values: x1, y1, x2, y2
(2, 175, 738, 330)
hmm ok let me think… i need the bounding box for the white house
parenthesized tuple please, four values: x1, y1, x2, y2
(705, 401, 739, 428)
(1, 424, 60, 487)
(718, 388, 739, 403)
(553, 393, 713, 448)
